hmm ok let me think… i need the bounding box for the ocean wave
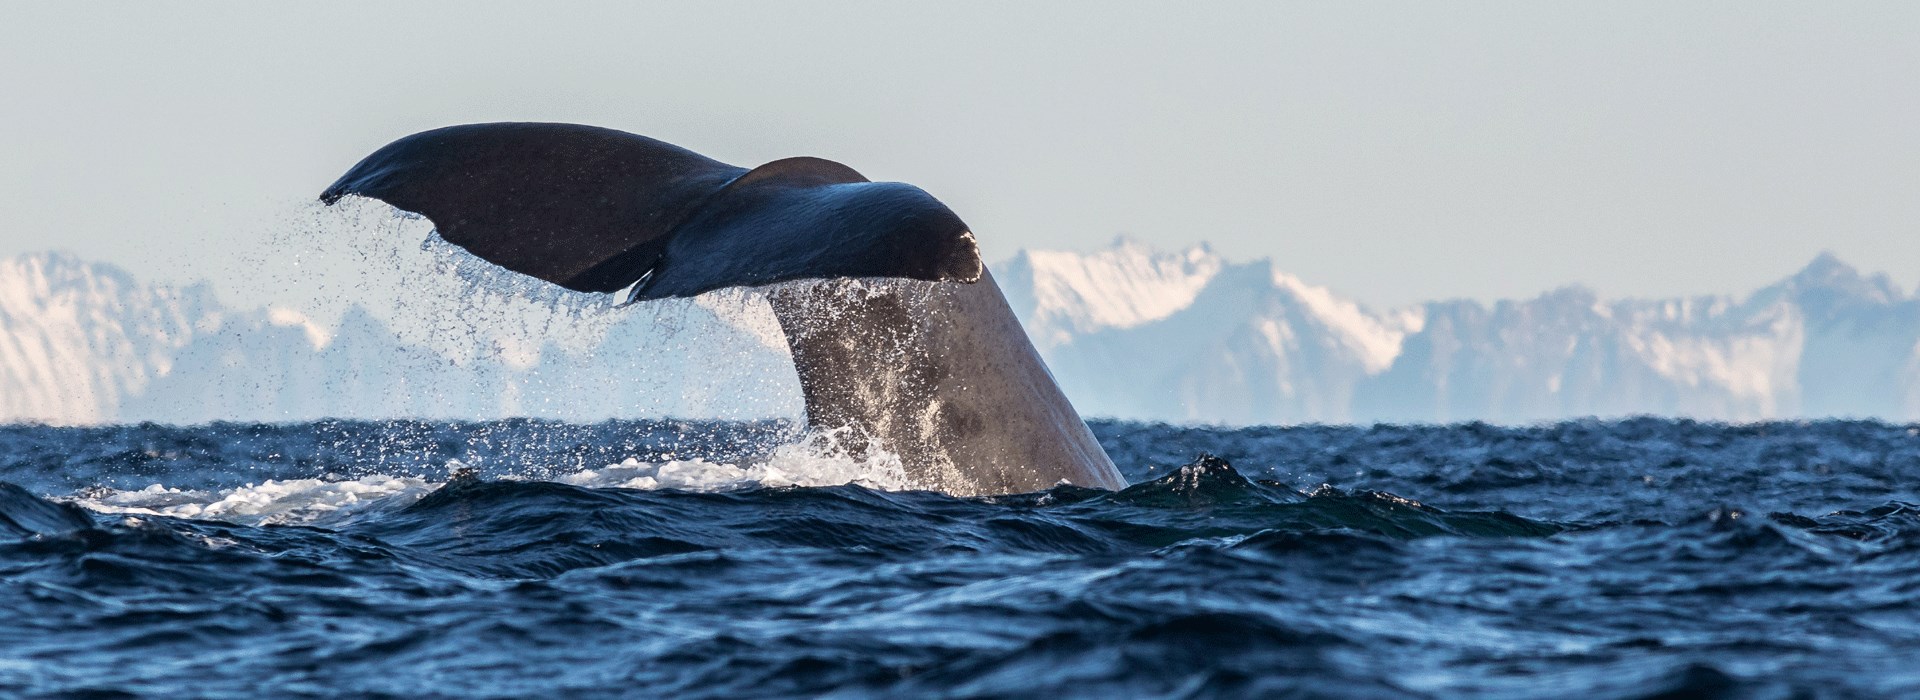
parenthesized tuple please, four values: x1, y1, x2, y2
(63, 427, 911, 527)
(6, 419, 1920, 697)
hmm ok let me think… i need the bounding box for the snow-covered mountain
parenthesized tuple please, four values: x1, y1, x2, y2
(0, 252, 798, 425)
(0, 253, 223, 423)
(999, 242, 1920, 424)
(5, 244, 1919, 426)
(1001, 240, 1422, 424)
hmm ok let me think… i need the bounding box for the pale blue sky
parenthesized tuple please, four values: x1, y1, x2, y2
(1, 1, 1916, 309)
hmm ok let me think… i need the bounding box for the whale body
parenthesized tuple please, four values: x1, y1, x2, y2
(321, 122, 1126, 495)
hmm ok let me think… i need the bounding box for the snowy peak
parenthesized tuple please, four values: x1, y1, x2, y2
(999, 238, 1224, 349)
(0, 252, 220, 332)
(1264, 266, 1423, 374)
(1785, 251, 1903, 299)
(1750, 252, 1908, 324)
(1004, 241, 1425, 423)
(0, 253, 222, 424)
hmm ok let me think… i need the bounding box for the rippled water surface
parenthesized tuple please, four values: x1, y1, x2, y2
(3, 418, 1919, 698)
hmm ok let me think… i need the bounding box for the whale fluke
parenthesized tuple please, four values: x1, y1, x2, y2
(321, 123, 1127, 495)
(321, 123, 981, 299)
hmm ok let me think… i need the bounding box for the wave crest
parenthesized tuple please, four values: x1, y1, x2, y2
(69, 427, 914, 526)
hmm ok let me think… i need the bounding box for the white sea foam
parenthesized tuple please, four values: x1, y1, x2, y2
(559, 428, 910, 493)
(77, 475, 440, 527)
(69, 429, 912, 527)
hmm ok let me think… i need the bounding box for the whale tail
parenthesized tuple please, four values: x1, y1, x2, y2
(320, 122, 982, 300)
(321, 123, 1127, 495)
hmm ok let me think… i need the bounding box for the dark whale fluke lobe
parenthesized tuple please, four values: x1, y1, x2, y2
(321, 122, 1126, 495)
(321, 123, 982, 298)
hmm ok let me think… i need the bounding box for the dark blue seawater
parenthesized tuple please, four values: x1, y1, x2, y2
(3, 418, 1919, 698)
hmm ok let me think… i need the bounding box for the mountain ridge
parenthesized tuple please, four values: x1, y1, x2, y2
(999, 242, 1919, 424)
(1, 245, 1914, 426)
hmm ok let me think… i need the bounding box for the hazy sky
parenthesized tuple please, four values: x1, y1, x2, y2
(1, 2, 1916, 309)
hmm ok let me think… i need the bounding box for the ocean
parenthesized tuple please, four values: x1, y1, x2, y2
(1, 418, 1916, 698)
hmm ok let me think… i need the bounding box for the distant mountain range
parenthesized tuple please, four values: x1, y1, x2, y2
(1002, 240, 1920, 424)
(4, 243, 1918, 426)
(0, 252, 798, 425)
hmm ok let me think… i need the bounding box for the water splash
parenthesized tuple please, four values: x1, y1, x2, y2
(68, 426, 913, 527)
(561, 427, 911, 492)
(202, 196, 809, 422)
